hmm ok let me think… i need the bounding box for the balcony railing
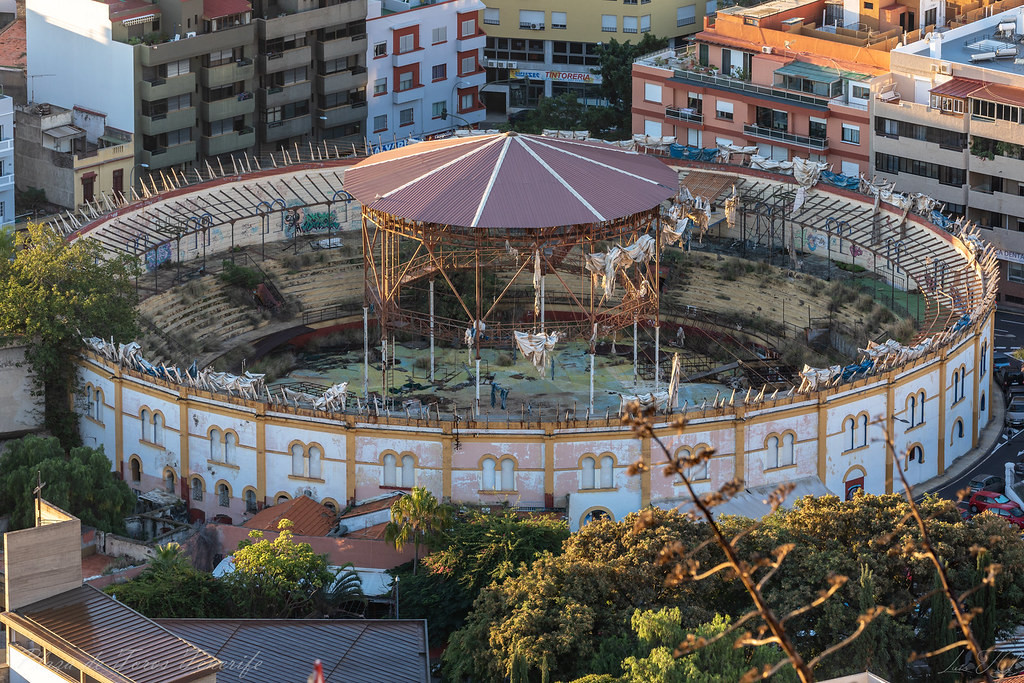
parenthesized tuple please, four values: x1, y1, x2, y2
(665, 107, 703, 124)
(672, 67, 830, 108)
(743, 124, 828, 150)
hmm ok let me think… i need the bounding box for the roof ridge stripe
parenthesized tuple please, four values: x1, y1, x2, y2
(381, 137, 505, 201)
(530, 137, 669, 187)
(516, 137, 605, 222)
(470, 136, 512, 228)
(353, 135, 488, 171)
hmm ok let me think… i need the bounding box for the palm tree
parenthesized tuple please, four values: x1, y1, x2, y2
(383, 487, 452, 575)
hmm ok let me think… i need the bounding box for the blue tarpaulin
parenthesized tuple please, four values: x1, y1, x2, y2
(668, 144, 719, 162)
(820, 171, 860, 190)
(842, 359, 874, 382)
(930, 210, 953, 229)
(953, 314, 971, 333)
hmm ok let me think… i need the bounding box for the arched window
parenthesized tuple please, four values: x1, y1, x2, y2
(140, 409, 151, 442)
(323, 499, 338, 515)
(309, 445, 323, 480)
(981, 393, 986, 412)
(844, 417, 856, 452)
(599, 455, 614, 489)
(953, 419, 964, 442)
(482, 457, 496, 491)
(582, 508, 611, 526)
(953, 371, 960, 403)
(908, 395, 917, 427)
(689, 447, 709, 481)
(500, 458, 515, 491)
(129, 457, 141, 484)
(224, 432, 237, 465)
(164, 469, 175, 494)
(399, 454, 413, 487)
(767, 436, 780, 469)
(917, 391, 925, 424)
(581, 456, 596, 489)
(857, 415, 868, 448)
(217, 483, 230, 507)
(781, 433, 795, 467)
(383, 453, 397, 486)
(277, 494, 290, 504)
(210, 428, 222, 462)
(94, 389, 104, 422)
(153, 412, 164, 446)
(291, 443, 305, 477)
(981, 342, 988, 377)
(191, 477, 204, 501)
(245, 489, 258, 513)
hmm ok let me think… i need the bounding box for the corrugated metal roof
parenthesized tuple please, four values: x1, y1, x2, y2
(339, 493, 402, 519)
(680, 171, 736, 202)
(157, 619, 430, 683)
(344, 132, 678, 229)
(6, 585, 221, 683)
(972, 82, 1024, 107)
(929, 77, 985, 98)
(243, 495, 338, 536)
(44, 125, 85, 139)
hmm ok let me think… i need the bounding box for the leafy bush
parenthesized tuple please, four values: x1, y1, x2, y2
(219, 260, 263, 289)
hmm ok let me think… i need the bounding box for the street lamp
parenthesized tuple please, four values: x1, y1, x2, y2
(129, 162, 150, 201)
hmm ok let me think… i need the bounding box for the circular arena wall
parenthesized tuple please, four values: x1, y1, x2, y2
(71, 159, 997, 531)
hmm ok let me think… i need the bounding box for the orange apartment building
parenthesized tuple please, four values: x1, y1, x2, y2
(632, 0, 894, 177)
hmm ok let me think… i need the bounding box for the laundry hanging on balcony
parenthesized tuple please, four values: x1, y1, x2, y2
(514, 331, 560, 373)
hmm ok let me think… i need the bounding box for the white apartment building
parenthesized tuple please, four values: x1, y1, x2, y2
(0, 95, 14, 225)
(365, 0, 487, 146)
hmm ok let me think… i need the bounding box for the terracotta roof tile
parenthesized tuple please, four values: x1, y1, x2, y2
(243, 495, 338, 536)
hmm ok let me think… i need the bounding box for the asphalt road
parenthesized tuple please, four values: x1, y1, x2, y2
(928, 309, 1023, 501)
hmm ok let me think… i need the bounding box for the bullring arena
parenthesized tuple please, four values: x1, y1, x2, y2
(68, 134, 997, 530)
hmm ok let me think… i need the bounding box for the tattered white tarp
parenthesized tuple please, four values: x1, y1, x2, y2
(859, 338, 933, 364)
(464, 320, 486, 347)
(667, 353, 682, 408)
(542, 129, 591, 140)
(584, 234, 656, 300)
(514, 331, 560, 372)
(797, 364, 843, 392)
(633, 134, 677, 150)
(533, 249, 542, 317)
(717, 143, 758, 164)
(620, 391, 671, 412)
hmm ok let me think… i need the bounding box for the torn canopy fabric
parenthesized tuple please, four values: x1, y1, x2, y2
(584, 234, 657, 300)
(620, 391, 671, 413)
(514, 331, 560, 372)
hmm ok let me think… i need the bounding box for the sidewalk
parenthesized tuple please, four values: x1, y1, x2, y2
(909, 377, 1007, 498)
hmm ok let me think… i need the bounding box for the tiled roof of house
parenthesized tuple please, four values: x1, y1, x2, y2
(243, 495, 338, 536)
(0, 19, 25, 69)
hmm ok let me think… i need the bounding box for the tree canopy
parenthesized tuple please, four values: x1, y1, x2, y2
(443, 495, 1024, 682)
(0, 223, 138, 446)
(384, 487, 452, 575)
(0, 435, 135, 532)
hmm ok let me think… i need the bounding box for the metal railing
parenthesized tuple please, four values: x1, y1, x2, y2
(665, 107, 703, 123)
(672, 67, 831, 108)
(743, 124, 829, 150)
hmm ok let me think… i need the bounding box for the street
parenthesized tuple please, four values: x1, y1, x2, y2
(927, 309, 1023, 501)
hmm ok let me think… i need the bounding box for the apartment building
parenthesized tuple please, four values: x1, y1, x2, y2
(479, 0, 713, 114)
(27, 0, 366, 173)
(365, 0, 486, 144)
(632, 0, 890, 176)
(879, 7, 1024, 303)
(0, 94, 12, 225)
(15, 102, 133, 210)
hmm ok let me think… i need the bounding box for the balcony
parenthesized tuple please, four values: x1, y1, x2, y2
(672, 67, 829, 110)
(829, 95, 868, 112)
(138, 24, 256, 67)
(391, 47, 423, 69)
(665, 107, 702, 124)
(316, 68, 365, 95)
(140, 107, 195, 136)
(140, 73, 196, 101)
(263, 1, 365, 38)
(262, 81, 312, 108)
(743, 124, 828, 150)
(392, 84, 422, 105)
(141, 141, 197, 169)
(971, 151, 1024, 182)
(260, 45, 312, 73)
(316, 34, 367, 61)
(456, 33, 486, 52)
(200, 58, 255, 89)
(0, 174, 13, 190)
(263, 114, 311, 142)
(0, 138, 13, 153)
(317, 104, 364, 128)
(203, 128, 256, 156)
(200, 94, 255, 121)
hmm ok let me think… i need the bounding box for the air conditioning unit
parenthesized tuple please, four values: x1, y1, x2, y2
(761, 45, 773, 53)
(486, 59, 499, 68)
(497, 60, 508, 68)
(507, 61, 518, 69)
(530, 22, 543, 30)
(939, 62, 952, 74)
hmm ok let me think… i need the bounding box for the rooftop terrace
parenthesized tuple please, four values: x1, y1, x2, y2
(897, 8, 1024, 74)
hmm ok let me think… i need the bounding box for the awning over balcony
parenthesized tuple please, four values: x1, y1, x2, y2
(972, 82, 1024, 107)
(929, 77, 985, 98)
(773, 61, 869, 83)
(44, 125, 85, 140)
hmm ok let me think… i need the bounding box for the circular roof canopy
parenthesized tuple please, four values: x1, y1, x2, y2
(344, 132, 679, 229)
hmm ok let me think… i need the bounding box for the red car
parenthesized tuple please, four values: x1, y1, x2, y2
(968, 490, 1013, 514)
(982, 501, 1024, 529)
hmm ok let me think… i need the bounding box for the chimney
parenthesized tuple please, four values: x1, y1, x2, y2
(928, 31, 942, 59)
(15, 0, 24, 20)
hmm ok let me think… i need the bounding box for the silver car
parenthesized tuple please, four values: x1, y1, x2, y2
(1007, 396, 1024, 429)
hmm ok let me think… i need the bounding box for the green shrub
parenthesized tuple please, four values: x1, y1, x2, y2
(219, 260, 263, 289)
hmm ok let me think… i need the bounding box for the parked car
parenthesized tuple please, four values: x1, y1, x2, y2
(955, 500, 973, 520)
(1007, 396, 1024, 429)
(968, 474, 1005, 495)
(969, 490, 1013, 514)
(1007, 385, 1024, 406)
(980, 500, 1024, 529)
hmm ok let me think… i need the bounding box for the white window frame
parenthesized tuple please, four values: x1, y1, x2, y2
(432, 26, 447, 43)
(399, 33, 415, 54)
(399, 107, 414, 126)
(552, 11, 567, 29)
(644, 82, 661, 103)
(601, 14, 617, 31)
(677, 5, 696, 26)
(841, 123, 860, 145)
(373, 114, 387, 131)
(483, 8, 500, 25)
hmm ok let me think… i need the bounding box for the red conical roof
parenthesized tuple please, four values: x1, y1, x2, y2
(344, 133, 678, 229)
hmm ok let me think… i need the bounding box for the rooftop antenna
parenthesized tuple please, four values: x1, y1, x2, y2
(32, 470, 45, 527)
